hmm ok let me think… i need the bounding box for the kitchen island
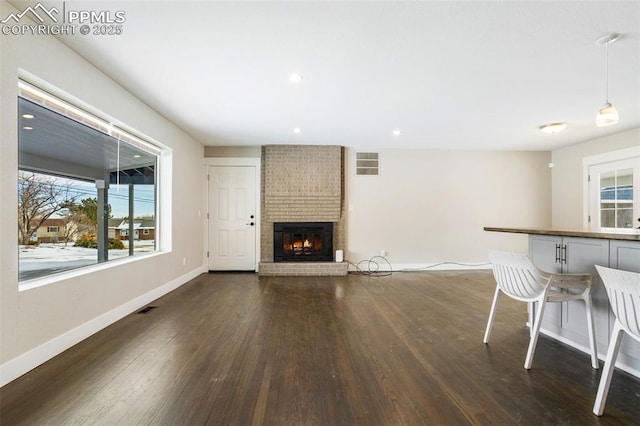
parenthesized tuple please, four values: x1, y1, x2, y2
(485, 226, 640, 377)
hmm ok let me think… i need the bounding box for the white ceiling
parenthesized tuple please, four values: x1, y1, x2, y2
(43, 1, 640, 150)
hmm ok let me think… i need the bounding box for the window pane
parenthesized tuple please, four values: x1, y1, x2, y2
(617, 208, 633, 228)
(108, 185, 130, 260)
(617, 187, 632, 200)
(601, 209, 615, 228)
(133, 184, 156, 255)
(601, 189, 615, 200)
(18, 171, 99, 280)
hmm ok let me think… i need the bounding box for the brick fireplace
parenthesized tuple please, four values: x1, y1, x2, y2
(258, 145, 347, 276)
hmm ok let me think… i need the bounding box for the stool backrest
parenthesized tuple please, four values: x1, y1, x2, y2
(595, 265, 640, 339)
(489, 251, 550, 302)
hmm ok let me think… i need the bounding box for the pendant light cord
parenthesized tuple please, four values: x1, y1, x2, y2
(605, 40, 609, 103)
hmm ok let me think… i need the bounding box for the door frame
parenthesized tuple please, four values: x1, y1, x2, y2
(204, 157, 261, 271)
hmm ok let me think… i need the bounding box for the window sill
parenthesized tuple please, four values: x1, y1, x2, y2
(18, 250, 169, 292)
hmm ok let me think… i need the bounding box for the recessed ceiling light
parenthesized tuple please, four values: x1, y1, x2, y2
(539, 122, 567, 134)
(22, 114, 35, 119)
(289, 73, 303, 83)
(293, 128, 302, 134)
(23, 126, 33, 130)
(133, 154, 141, 158)
(392, 129, 402, 136)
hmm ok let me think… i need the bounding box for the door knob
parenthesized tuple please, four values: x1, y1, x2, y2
(246, 222, 255, 226)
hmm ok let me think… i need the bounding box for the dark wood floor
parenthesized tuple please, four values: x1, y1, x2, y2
(2, 270, 639, 425)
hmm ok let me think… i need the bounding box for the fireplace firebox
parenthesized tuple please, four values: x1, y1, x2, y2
(273, 222, 333, 262)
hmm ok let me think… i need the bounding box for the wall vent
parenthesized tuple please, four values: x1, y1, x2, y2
(356, 152, 379, 175)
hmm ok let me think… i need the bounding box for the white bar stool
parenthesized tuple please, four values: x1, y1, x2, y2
(593, 265, 640, 416)
(483, 250, 599, 370)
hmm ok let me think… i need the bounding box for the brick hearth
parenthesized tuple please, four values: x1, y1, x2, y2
(258, 262, 348, 277)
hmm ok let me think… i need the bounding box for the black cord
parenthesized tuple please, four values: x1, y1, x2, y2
(345, 258, 491, 276)
(397, 262, 491, 271)
(345, 256, 393, 276)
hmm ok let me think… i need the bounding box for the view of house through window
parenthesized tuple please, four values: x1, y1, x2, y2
(600, 169, 633, 228)
(18, 82, 160, 282)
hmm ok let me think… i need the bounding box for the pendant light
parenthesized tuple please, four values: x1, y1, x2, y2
(595, 33, 621, 127)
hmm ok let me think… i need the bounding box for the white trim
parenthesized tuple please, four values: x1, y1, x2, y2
(19, 251, 166, 292)
(583, 146, 640, 167)
(203, 157, 261, 271)
(1, 266, 205, 387)
(158, 148, 173, 252)
(204, 157, 260, 167)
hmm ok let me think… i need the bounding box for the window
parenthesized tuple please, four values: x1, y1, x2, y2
(18, 81, 162, 282)
(588, 157, 640, 229)
(599, 169, 633, 228)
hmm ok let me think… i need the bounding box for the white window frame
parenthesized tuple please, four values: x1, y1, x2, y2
(17, 78, 171, 290)
(583, 147, 640, 228)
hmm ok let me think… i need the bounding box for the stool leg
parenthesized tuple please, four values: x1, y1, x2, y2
(593, 322, 624, 416)
(524, 298, 546, 370)
(483, 286, 501, 344)
(583, 293, 599, 369)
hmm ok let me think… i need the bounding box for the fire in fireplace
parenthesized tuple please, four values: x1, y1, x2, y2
(273, 222, 333, 262)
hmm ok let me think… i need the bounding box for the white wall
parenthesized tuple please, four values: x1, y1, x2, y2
(0, 2, 204, 385)
(345, 149, 551, 268)
(551, 128, 640, 228)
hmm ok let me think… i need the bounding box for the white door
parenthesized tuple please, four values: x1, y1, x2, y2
(588, 157, 640, 229)
(208, 166, 257, 270)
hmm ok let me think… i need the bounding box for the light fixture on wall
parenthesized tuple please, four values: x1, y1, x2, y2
(595, 33, 621, 127)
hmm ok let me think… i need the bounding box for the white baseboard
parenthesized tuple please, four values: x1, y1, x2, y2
(348, 262, 492, 272)
(0, 266, 205, 387)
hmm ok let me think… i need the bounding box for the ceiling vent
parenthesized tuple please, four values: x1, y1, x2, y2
(356, 152, 379, 175)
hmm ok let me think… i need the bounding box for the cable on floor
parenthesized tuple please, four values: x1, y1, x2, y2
(345, 256, 393, 276)
(345, 258, 491, 276)
(396, 262, 491, 271)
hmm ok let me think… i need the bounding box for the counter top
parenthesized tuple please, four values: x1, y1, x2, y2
(484, 226, 640, 241)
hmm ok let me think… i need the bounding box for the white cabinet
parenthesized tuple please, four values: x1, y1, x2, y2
(529, 235, 610, 354)
(528, 235, 640, 374)
(610, 240, 640, 273)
